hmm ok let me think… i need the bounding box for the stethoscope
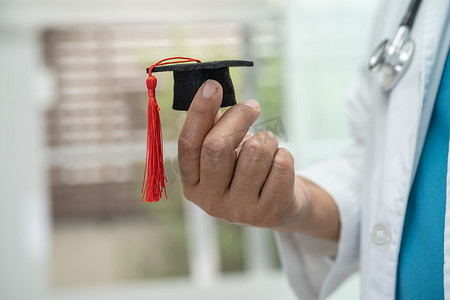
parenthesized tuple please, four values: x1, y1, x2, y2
(368, 0, 423, 91)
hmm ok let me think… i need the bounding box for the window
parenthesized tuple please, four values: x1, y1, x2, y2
(43, 21, 286, 294)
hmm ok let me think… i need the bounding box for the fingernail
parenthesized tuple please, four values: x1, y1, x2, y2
(243, 99, 260, 110)
(201, 80, 218, 98)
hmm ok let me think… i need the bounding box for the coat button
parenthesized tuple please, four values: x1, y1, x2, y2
(371, 223, 391, 246)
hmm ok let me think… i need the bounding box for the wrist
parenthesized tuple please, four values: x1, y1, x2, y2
(275, 176, 312, 233)
(275, 176, 340, 241)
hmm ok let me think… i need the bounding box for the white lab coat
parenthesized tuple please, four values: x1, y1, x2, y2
(276, 0, 450, 299)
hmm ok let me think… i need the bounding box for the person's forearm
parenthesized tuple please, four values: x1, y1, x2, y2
(276, 176, 341, 242)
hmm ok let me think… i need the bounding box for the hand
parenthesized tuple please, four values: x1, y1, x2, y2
(177, 80, 311, 230)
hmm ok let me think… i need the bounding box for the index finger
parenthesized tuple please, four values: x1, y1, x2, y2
(178, 80, 223, 186)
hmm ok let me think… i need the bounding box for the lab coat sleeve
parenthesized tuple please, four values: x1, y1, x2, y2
(276, 67, 373, 299)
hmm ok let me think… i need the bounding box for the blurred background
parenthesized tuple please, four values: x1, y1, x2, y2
(0, 0, 376, 299)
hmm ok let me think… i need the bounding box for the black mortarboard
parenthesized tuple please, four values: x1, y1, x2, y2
(147, 60, 254, 110)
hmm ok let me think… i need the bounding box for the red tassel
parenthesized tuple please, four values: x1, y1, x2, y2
(141, 74, 167, 202)
(142, 57, 201, 203)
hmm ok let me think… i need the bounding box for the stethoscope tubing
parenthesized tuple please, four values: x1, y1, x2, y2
(401, 0, 423, 28)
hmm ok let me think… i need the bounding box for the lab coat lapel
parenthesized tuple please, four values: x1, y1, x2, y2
(378, 0, 428, 229)
(382, 0, 449, 204)
(411, 0, 450, 181)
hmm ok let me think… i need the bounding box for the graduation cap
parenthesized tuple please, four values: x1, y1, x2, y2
(141, 57, 254, 203)
(147, 58, 253, 110)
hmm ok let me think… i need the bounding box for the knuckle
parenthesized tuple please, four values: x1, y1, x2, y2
(259, 130, 279, 145)
(233, 103, 250, 116)
(178, 133, 197, 155)
(231, 104, 255, 125)
(241, 131, 278, 159)
(242, 137, 268, 157)
(272, 149, 294, 173)
(202, 137, 229, 161)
